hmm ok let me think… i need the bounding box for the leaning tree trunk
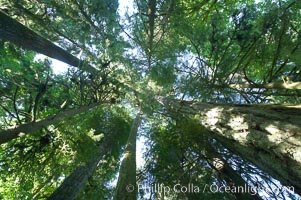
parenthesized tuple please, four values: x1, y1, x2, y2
(227, 82, 301, 90)
(0, 103, 99, 144)
(114, 113, 142, 200)
(47, 127, 121, 200)
(162, 98, 301, 195)
(0, 10, 97, 74)
(47, 152, 103, 200)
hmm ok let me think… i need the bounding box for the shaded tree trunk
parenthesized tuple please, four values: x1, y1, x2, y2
(114, 113, 142, 200)
(0, 10, 97, 73)
(162, 98, 301, 194)
(0, 103, 99, 144)
(205, 141, 260, 200)
(47, 127, 121, 200)
(210, 133, 300, 195)
(146, 0, 157, 67)
(240, 92, 301, 97)
(47, 155, 102, 200)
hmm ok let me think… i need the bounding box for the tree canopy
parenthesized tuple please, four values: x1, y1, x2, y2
(0, 0, 301, 199)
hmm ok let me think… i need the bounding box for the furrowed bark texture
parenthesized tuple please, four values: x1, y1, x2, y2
(114, 113, 142, 200)
(163, 98, 301, 194)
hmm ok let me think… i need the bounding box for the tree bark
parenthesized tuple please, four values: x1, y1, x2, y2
(114, 113, 142, 200)
(162, 98, 301, 194)
(47, 119, 121, 200)
(228, 82, 301, 90)
(205, 141, 260, 200)
(47, 158, 101, 200)
(0, 10, 97, 73)
(146, 0, 157, 67)
(0, 103, 99, 144)
(47, 125, 121, 200)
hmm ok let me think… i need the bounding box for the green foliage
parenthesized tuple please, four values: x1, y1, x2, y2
(0, 104, 131, 199)
(1, 0, 301, 199)
(0, 41, 56, 124)
(140, 117, 234, 199)
(161, 0, 301, 103)
(149, 62, 176, 86)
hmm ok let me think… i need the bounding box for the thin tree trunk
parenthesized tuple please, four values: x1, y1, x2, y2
(240, 92, 301, 97)
(162, 98, 301, 194)
(0, 103, 99, 144)
(228, 82, 301, 90)
(147, 0, 157, 67)
(114, 113, 142, 200)
(0, 10, 97, 73)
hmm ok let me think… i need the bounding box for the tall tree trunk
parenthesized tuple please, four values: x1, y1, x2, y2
(47, 125, 122, 200)
(0, 103, 99, 144)
(0, 10, 97, 73)
(162, 98, 301, 194)
(146, 0, 157, 68)
(114, 113, 142, 200)
(205, 141, 260, 200)
(47, 153, 102, 200)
